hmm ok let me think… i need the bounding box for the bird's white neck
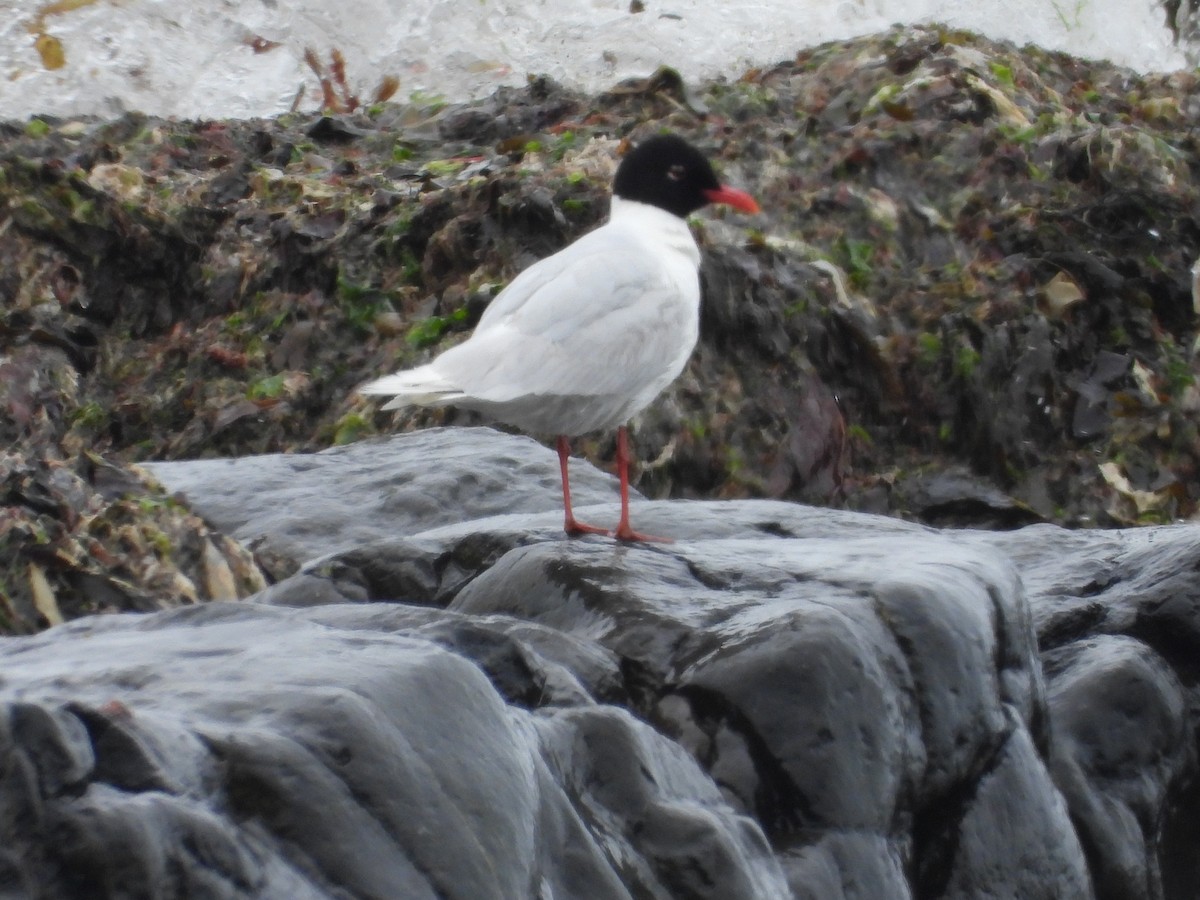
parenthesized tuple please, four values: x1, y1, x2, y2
(609, 196, 701, 267)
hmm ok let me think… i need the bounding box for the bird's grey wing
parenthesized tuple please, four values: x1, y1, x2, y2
(433, 237, 696, 403)
(473, 225, 633, 332)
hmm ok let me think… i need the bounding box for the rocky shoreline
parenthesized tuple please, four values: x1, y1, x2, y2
(2, 24, 1200, 899)
(4, 24, 1200, 629)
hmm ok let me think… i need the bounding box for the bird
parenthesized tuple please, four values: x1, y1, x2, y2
(360, 133, 760, 541)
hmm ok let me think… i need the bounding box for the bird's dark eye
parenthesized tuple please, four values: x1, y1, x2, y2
(666, 164, 685, 181)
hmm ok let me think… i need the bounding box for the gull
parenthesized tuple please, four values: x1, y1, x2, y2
(361, 134, 759, 540)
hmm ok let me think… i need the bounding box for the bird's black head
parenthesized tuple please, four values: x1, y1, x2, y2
(613, 134, 755, 219)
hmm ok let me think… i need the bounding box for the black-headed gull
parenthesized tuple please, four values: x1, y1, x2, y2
(361, 134, 760, 541)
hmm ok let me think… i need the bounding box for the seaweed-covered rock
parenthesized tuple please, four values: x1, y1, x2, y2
(0, 343, 265, 633)
(3, 26, 1200, 563)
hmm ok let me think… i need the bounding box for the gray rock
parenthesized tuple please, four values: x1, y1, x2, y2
(6, 426, 1200, 898)
(141, 428, 623, 577)
(0, 602, 785, 899)
(1043, 636, 1188, 900)
(444, 531, 1081, 897)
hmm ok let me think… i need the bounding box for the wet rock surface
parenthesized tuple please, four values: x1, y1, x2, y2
(0, 601, 785, 900)
(3, 428, 1197, 898)
(139, 428, 621, 579)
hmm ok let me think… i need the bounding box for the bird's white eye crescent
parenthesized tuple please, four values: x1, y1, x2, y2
(667, 164, 685, 181)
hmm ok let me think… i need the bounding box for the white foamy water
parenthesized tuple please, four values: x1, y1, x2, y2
(0, 0, 1189, 122)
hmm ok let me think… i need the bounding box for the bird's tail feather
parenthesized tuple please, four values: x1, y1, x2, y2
(359, 368, 464, 410)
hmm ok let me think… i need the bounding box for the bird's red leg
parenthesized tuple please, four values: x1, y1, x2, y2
(612, 426, 672, 543)
(557, 435, 608, 536)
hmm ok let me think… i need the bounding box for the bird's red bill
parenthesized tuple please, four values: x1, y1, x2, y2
(703, 185, 761, 214)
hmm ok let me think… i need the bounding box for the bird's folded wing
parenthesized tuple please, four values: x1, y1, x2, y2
(434, 241, 695, 402)
(475, 227, 677, 334)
